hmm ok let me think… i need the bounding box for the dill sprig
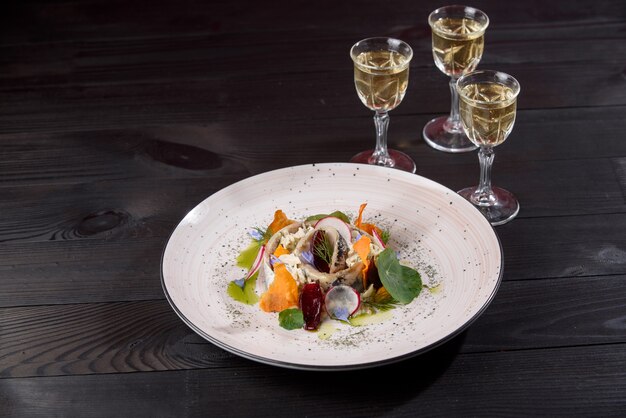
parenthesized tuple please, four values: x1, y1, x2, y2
(313, 233, 334, 265)
(250, 227, 272, 243)
(363, 286, 400, 311)
(363, 299, 401, 312)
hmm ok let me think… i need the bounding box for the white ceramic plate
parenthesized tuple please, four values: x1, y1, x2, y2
(161, 163, 502, 370)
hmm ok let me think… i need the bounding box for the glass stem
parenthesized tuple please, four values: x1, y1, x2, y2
(369, 111, 394, 167)
(473, 146, 496, 206)
(444, 77, 463, 133)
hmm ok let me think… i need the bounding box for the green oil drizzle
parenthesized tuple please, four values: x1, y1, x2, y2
(428, 283, 443, 295)
(349, 310, 394, 326)
(236, 240, 262, 269)
(317, 322, 339, 340)
(227, 273, 259, 305)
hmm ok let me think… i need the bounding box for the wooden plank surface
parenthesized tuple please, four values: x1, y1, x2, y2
(0, 213, 625, 307)
(1, 62, 625, 136)
(1, 343, 625, 417)
(1, 0, 625, 416)
(2, 274, 626, 378)
(0, 106, 625, 187)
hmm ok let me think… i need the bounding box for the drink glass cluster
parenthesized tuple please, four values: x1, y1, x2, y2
(350, 37, 416, 173)
(456, 70, 521, 225)
(423, 5, 489, 153)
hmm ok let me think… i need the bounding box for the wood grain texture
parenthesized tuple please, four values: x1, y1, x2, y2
(1, 0, 624, 45)
(2, 275, 626, 378)
(1, 0, 625, 415)
(0, 30, 624, 89)
(0, 155, 621, 244)
(0, 106, 625, 187)
(0, 213, 624, 307)
(0, 62, 625, 136)
(1, 343, 625, 417)
(499, 213, 626, 280)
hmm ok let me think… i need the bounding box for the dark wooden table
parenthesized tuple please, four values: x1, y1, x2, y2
(1, 0, 625, 416)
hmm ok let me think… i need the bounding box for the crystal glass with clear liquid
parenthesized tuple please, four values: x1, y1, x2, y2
(456, 70, 521, 226)
(350, 38, 416, 173)
(423, 6, 489, 153)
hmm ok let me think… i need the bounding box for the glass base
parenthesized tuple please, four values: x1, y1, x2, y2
(422, 116, 477, 153)
(350, 149, 416, 173)
(457, 186, 520, 226)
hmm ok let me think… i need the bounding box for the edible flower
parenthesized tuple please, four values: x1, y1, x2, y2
(248, 229, 264, 241)
(300, 250, 315, 265)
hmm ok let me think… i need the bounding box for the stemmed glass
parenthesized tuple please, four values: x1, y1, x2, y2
(350, 37, 416, 173)
(423, 5, 489, 153)
(456, 70, 521, 226)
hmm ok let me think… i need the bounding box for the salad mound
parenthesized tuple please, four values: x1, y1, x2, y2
(229, 204, 422, 331)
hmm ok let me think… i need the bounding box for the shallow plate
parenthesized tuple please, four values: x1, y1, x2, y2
(161, 163, 502, 370)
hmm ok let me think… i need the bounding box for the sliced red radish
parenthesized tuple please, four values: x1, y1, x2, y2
(324, 285, 361, 321)
(314, 216, 352, 244)
(372, 229, 386, 248)
(234, 245, 266, 288)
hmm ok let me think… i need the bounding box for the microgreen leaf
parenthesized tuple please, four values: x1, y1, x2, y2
(278, 308, 305, 330)
(305, 211, 351, 224)
(376, 248, 422, 304)
(381, 230, 391, 245)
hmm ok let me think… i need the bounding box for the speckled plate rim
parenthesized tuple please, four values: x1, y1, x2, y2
(160, 163, 503, 371)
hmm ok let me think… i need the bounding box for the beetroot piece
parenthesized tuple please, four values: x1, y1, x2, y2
(300, 282, 324, 330)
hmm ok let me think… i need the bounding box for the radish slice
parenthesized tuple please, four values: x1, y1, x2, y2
(314, 216, 352, 244)
(234, 245, 266, 288)
(324, 285, 361, 321)
(372, 229, 386, 248)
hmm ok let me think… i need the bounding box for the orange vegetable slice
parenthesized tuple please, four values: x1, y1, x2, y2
(354, 203, 382, 236)
(353, 235, 372, 288)
(355, 203, 367, 229)
(375, 286, 392, 302)
(267, 210, 293, 235)
(273, 245, 290, 257)
(259, 264, 299, 312)
(360, 223, 383, 237)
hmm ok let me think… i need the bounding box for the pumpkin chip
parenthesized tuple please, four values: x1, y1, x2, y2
(355, 203, 367, 229)
(353, 235, 372, 288)
(354, 203, 382, 237)
(259, 264, 299, 312)
(273, 245, 290, 257)
(267, 210, 293, 235)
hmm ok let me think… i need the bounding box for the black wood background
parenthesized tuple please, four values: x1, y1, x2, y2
(1, 0, 625, 416)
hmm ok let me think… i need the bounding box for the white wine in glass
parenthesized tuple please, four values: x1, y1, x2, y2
(456, 70, 521, 226)
(423, 5, 489, 153)
(354, 50, 409, 112)
(350, 38, 416, 173)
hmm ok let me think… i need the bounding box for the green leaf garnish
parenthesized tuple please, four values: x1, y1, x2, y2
(227, 273, 260, 305)
(278, 308, 305, 330)
(376, 248, 422, 304)
(305, 211, 351, 224)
